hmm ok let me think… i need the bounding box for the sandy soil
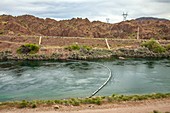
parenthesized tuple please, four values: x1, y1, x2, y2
(1, 98, 170, 113)
(0, 36, 141, 50)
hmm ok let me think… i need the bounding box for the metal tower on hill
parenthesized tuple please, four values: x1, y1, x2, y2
(122, 12, 128, 21)
(106, 18, 110, 23)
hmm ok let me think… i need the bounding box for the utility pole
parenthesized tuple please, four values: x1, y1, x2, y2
(137, 26, 140, 40)
(105, 18, 111, 48)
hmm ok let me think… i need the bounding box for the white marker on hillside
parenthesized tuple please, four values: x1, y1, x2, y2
(39, 36, 42, 45)
(105, 38, 111, 50)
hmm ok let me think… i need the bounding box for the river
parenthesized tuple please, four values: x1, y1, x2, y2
(0, 59, 170, 102)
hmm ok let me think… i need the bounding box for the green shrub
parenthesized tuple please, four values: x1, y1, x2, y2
(152, 110, 162, 113)
(90, 97, 102, 105)
(54, 100, 63, 104)
(82, 45, 92, 51)
(150, 93, 167, 99)
(19, 100, 28, 108)
(65, 44, 80, 50)
(71, 100, 80, 106)
(94, 99, 102, 105)
(17, 44, 40, 54)
(31, 103, 37, 108)
(65, 44, 92, 51)
(46, 100, 55, 105)
(81, 98, 93, 104)
(141, 39, 166, 53)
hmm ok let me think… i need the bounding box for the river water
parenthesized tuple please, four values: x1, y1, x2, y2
(0, 59, 170, 102)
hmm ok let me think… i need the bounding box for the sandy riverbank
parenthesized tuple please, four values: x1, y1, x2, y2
(1, 98, 170, 113)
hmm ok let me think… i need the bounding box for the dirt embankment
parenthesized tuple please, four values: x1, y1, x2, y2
(1, 98, 170, 113)
(0, 36, 140, 60)
(0, 35, 141, 50)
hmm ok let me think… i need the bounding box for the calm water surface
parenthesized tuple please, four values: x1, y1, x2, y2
(0, 59, 170, 102)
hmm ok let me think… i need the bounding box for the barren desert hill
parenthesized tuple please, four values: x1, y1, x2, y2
(0, 14, 170, 39)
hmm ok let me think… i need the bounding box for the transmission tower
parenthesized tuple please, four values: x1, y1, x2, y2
(122, 12, 128, 21)
(106, 18, 110, 23)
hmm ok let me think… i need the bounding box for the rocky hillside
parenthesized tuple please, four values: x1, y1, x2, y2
(0, 14, 170, 39)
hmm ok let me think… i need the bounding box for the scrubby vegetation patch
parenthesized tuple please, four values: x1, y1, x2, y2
(17, 44, 40, 54)
(141, 39, 166, 53)
(65, 44, 92, 51)
(0, 93, 170, 109)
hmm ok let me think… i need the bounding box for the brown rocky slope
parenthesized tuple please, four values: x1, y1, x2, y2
(0, 14, 170, 39)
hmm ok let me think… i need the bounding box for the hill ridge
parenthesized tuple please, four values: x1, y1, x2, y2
(0, 14, 170, 39)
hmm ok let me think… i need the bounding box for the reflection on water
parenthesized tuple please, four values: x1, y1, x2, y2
(143, 61, 155, 68)
(0, 59, 170, 102)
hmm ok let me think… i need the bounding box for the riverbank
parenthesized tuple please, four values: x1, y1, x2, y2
(1, 47, 170, 61)
(0, 93, 170, 109)
(1, 94, 170, 113)
(1, 36, 170, 60)
(2, 99, 170, 113)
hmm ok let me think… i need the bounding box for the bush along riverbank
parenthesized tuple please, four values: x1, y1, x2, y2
(114, 47, 170, 58)
(1, 39, 170, 61)
(0, 93, 170, 109)
(0, 49, 113, 61)
(114, 39, 170, 58)
(1, 47, 170, 61)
